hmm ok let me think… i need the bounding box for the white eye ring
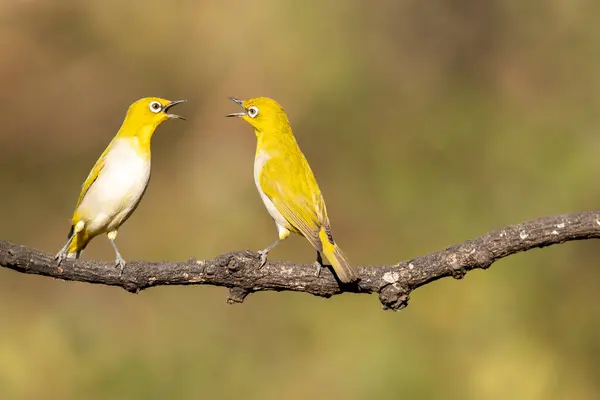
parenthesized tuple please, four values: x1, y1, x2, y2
(149, 101, 162, 113)
(247, 106, 259, 118)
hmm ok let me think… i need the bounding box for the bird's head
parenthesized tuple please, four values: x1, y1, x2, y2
(226, 97, 290, 135)
(126, 97, 186, 126)
(117, 97, 186, 144)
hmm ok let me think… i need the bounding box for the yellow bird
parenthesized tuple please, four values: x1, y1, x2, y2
(55, 97, 186, 272)
(226, 97, 358, 283)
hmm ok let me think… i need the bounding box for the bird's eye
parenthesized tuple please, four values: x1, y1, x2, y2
(149, 101, 162, 113)
(247, 106, 259, 118)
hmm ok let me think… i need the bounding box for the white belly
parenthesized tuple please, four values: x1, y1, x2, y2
(254, 149, 290, 237)
(77, 139, 151, 234)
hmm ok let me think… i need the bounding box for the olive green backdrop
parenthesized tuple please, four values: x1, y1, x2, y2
(1, 1, 600, 399)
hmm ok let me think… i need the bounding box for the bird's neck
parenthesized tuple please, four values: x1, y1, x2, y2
(115, 123, 156, 159)
(255, 124, 298, 154)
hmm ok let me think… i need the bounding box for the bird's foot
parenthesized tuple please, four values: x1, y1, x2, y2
(54, 251, 66, 267)
(115, 256, 126, 276)
(257, 250, 269, 269)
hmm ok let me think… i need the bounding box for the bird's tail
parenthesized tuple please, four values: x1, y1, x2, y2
(66, 249, 83, 259)
(318, 228, 358, 283)
(66, 225, 88, 259)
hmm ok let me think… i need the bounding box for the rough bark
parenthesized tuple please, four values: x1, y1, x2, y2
(1, 211, 599, 310)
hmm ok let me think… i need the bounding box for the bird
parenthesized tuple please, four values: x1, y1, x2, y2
(226, 96, 358, 283)
(55, 97, 186, 272)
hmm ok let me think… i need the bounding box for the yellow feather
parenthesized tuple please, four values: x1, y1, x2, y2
(57, 97, 185, 266)
(74, 144, 109, 212)
(229, 96, 357, 283)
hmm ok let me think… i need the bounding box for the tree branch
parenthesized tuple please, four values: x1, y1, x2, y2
(1, 211, 599, 310)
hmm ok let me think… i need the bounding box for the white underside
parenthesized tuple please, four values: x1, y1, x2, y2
(76, 138, 151, 235)
(254, 149, 290, 238)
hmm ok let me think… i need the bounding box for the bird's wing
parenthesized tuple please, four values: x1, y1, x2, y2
(258, 151, 327, 249)
(74, 143, 111, 210)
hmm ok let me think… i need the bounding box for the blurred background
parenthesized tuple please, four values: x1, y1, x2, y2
(1, 0, 600, 399)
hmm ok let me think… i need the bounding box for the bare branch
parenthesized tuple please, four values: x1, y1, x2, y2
(1, 211, 599, 310)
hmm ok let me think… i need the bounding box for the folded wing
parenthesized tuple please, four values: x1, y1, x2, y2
(258, 151, 328, 251)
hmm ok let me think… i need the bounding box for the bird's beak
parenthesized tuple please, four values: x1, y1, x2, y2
(226, 97, 246, 117)
(164, 100, 186, 120)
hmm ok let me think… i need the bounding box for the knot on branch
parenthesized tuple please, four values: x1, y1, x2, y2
(227, 287, 250, 304)
(215, 250, 261, 274)
(444, 245, 494, 279)
(379, 283, 410, 311)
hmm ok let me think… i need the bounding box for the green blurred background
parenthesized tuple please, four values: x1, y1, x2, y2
(1, 1, 600, 399)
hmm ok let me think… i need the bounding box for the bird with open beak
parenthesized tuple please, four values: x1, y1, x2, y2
(55, 97, 186, 272)
(226, 96, 358, 283)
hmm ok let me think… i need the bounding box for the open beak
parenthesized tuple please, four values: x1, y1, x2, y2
(226, 97, 246, 117)
(164, 100, 186, 120)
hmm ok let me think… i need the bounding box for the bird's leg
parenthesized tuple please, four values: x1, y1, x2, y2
(258, 227, 290, 268)
(313, 251, 324, 278)
(55, 221, 84, 266)
(107, 230, 126, 275)
(258, 239, 281, 269)
(55, 235, 75, 266)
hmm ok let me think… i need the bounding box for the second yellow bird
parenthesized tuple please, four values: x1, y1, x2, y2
(227, 97, 358, 283)
(55, 97, 185, 271)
